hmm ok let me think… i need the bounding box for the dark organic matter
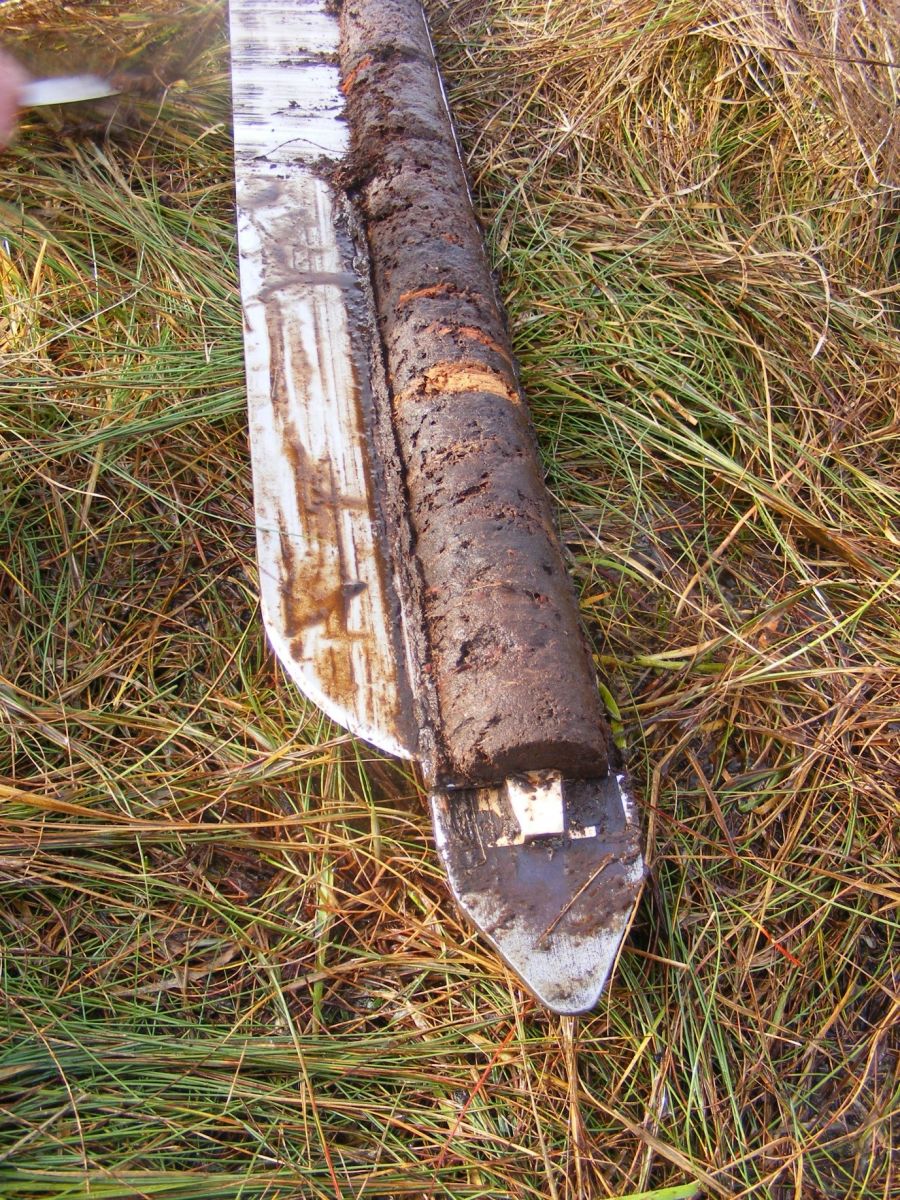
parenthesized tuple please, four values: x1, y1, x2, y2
(339, 0, 611, 787)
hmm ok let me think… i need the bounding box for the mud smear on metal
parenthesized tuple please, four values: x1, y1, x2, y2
(264, 217, 391, 710)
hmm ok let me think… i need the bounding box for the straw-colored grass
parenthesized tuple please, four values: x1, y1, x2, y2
(1, 0, 897, 1197)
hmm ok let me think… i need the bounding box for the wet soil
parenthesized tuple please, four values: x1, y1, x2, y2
(339, 0, 610, 786)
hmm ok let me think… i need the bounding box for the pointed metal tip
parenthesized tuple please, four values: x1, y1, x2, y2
(480, 915, 634, 1016)
(431, 771, 644, 1015)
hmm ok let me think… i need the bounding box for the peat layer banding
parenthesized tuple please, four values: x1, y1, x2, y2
(340, 0, 610, 786)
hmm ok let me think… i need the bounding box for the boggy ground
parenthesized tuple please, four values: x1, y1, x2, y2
(0, 0, 897, 1197)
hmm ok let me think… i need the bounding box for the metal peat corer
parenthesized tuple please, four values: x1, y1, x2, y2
(228, 0, 644, 1013)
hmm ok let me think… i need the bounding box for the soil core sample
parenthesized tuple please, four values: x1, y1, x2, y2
(340, 0, 612, 787)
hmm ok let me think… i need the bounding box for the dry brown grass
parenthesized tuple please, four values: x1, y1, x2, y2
(1, 0, 897, 1197)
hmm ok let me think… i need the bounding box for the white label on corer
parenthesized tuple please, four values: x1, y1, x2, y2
(504, 771, 566, 840)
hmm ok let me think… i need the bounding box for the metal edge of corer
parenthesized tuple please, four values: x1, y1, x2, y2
(431, 771, 644, 1014)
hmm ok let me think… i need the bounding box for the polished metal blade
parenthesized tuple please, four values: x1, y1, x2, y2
(21, 75, 119, 108)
